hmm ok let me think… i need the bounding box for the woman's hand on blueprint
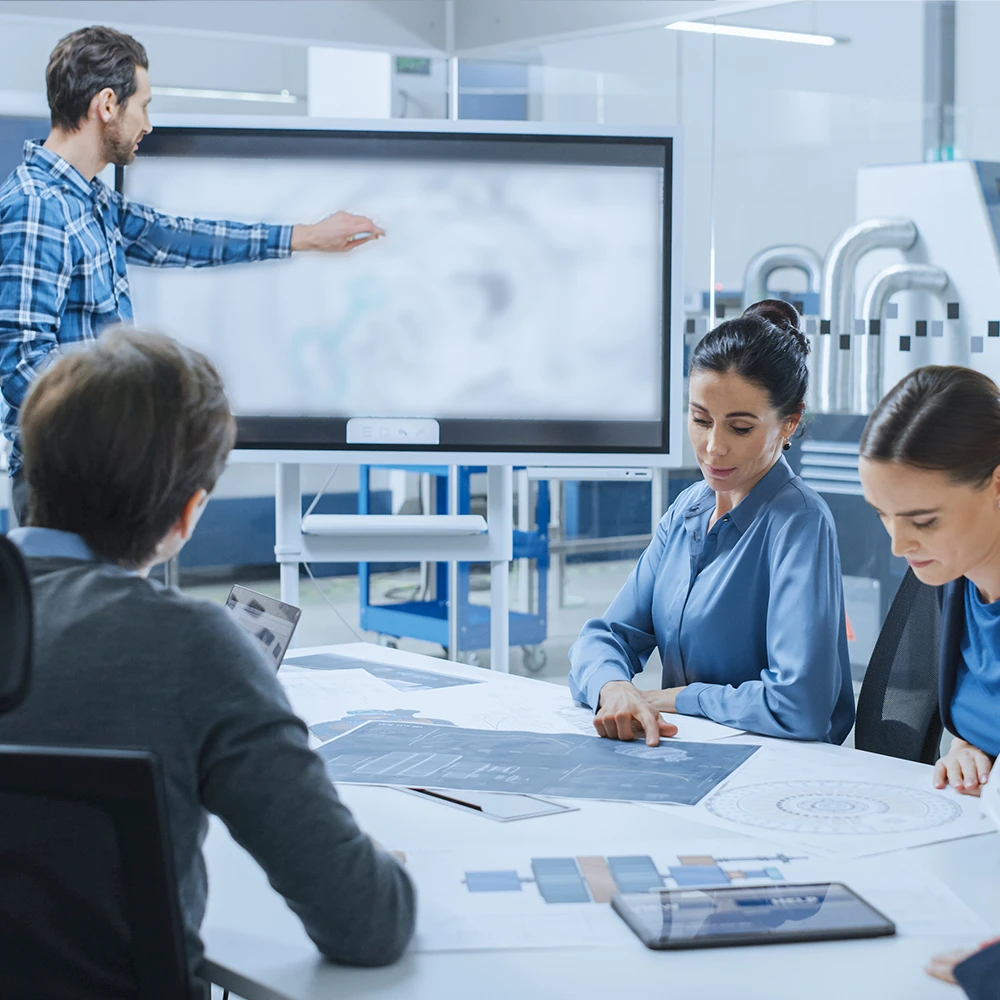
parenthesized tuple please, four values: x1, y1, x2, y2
(292, 211, 385, 252)
(933, 736, 994, 796)
(594, 681, 678, 747)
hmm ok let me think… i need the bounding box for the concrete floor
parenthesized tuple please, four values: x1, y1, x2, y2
(180, 557, 666, 688)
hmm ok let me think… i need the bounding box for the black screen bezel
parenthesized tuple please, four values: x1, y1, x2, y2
(119, 126, 673, 456)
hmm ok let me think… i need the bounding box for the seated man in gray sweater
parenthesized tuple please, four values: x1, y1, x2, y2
(0, 327, 415, 999)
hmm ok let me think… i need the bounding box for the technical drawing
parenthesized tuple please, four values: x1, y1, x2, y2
(285, 653, 481, 692)
(316, 721, 758, 805)
(310, 708, 456, 740)
(705, 780, 964, 835)
(463, 852, 802, 904)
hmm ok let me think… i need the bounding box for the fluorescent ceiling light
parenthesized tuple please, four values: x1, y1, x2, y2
(665, 21, 838, 46)
(150, 86, 299, 104)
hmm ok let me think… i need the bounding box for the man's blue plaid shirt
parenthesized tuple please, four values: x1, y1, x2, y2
(0, 141, 292, 476)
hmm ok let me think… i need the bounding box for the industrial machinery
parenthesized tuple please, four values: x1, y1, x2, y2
(685, 161, 1000, 674)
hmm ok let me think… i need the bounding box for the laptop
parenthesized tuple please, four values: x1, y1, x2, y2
(224, 585, 301, 669)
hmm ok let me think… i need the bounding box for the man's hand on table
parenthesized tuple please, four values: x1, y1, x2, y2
(933, 737, 995, 796)
(291, 211, 385, 252)
(594, 681, 678, 746)
(927, 937, 1000, 984)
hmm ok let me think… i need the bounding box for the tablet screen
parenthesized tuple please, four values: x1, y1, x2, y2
(612, 883, 895, 950)
(225, 585, 301, 668)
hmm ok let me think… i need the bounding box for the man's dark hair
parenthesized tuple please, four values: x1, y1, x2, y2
(46, 26, 148, 131)
(20, 327, 236, 570)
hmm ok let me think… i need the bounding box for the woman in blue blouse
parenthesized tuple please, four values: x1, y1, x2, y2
(569, 300, 855, 746)
(858, 366, 1000, 998)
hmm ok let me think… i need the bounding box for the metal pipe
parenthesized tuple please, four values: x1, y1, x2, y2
(742, 245, 823, 307)
(857, 263, 949, 413)
(818, 218, 918, 413)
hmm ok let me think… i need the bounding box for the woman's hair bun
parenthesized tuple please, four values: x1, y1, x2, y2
(742, 298, 808, 355)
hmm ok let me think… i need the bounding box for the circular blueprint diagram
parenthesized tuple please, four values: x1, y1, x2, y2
(706, 781, 962, 835)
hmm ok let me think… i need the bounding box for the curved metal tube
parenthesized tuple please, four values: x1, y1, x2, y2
(856, 264, 949, 413)
(743, 245, 823, 307)
(817, 218, 918, 412)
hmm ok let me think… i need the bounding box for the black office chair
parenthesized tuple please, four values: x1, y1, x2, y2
(0, 531, 31, 713)
(0, 535, 193, 1000)
(854, 568, 944, 765)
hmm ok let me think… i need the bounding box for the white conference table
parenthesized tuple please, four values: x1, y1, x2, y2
(202, 643, 1000, 1000)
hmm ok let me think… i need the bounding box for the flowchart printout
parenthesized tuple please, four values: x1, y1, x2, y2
(316, 721, 758, 805)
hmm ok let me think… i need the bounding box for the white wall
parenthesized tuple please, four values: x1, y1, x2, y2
(956, 0, 1000, 162)
(308, 47, 393, 118)
(0, 15, 310, 117)
(528, 0, 925, 303)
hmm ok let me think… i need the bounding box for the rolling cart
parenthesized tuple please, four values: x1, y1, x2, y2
(357, 465, 550, 672)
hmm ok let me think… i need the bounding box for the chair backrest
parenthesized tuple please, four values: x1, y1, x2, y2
(0, 534, 31, 713)
(0, 746, 191, 1000)
(854, 568, 943, 764)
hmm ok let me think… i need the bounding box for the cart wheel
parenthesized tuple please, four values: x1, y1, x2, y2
(379, 636, 398, 649)
(521, 646, 548, 674)
(460, 651, 482, 667)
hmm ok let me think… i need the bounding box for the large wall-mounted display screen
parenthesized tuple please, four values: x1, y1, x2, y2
(122, 125, 676, 459)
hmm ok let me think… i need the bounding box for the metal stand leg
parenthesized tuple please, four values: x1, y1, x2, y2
(447, 464, 460, 661)
(487, 466, 513, 673)
(550, 479, 566, 609)
(418, 472, 433, 600)
(651, 468, 669, 529)
(163, 555, 181, 592)
(275, 463, 301, 606)
(517, 468, 530, 613)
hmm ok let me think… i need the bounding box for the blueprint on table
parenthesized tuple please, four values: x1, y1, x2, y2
(284, 653, 481, 692)
(315, 721, 759, 805)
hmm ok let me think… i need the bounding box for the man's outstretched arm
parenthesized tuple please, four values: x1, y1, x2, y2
(117, 195, 383, 268)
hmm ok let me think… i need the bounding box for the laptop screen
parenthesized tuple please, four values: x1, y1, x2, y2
(225, 585, 301, 668)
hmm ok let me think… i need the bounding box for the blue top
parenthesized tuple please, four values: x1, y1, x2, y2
(950, 578, 1000, 757)
(0, 141, 292, 477)
(568, 457, 855, 743)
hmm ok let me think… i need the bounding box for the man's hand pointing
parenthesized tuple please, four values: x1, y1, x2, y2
(291, 211, 385, 253)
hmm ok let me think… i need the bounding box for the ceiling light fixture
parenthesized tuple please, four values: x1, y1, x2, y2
(665, 21, 839, 46)
(151, 86, 299, 104)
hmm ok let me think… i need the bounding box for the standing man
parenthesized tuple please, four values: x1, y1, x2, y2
(0, 25, 383, 525)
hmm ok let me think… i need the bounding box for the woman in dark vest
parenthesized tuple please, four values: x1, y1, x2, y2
(858, 365, 1000, 998)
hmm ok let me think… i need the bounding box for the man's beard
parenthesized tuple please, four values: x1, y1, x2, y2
(103, 116, 139, 167)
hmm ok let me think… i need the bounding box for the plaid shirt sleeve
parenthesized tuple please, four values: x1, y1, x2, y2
(115, 193, 293, 268)
(0, 192, 72, 415)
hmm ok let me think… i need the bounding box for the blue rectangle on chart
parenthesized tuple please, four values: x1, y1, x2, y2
(465, 870, 522, 892)
(609, 855, 665, 892)
(532, 858, 590, 903)
(668, 865, 732, 887)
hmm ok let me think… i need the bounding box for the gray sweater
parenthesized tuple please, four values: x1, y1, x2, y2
(0, 556, 415, 998)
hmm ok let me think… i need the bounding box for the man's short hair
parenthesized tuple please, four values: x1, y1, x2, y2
(46, 26, 148, 131)
(20, 328, 236, 569)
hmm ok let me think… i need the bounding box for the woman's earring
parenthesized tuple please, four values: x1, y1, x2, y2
(783, 440, 791, 451)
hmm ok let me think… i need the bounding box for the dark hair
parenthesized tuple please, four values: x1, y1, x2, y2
(689, 299, 809, 420)
(46, 26, 148, 131)
(20, 327, 236, 569)
(859, 366, 1000, 487)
